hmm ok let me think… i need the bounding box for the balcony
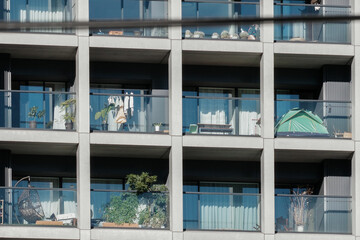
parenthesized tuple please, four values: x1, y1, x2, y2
(1, 0, 74, 33)
(183, 96, 260, 136)
(89, 0, 168, 37)
(0, 187, 77, 226)
(275, 194, 351, 234)
(274, 1, 351, 44)
(91, 189, 169, 229)
(275, 99, 351, 139)
(90, 92, 169, 133)
(0, 90, 76, 130)
(182, 0, 260, 40)
(183, 191, 261, 231)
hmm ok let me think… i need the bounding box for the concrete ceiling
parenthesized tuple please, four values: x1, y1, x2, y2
(91, 144, 170, 159)
(183, 51, 261, 67)
(275, 53, 353, 69)
(90, 48, 169, 64)
(183, 147, 262, 161)
(0, 44, 76, 60)
(275, 149, 353, 163)
(0, 142, 77, 156)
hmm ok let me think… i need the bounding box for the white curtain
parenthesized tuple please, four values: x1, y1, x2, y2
(53, 94, 66, 130)
(199, 185, 260, 230)
(199, 88, 235, 134)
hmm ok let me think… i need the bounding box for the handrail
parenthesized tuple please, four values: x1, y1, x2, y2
(90, 92, 168, 98)
(276, 99, 351, 103)
(183, 95, 260, 101)
(0, 186, 76, 191)
(91, 189, 169, 193)
(183, 0, 259, 5)
(0, 90, 75, 95)
(274, 3, 351, 8)
(275, 194, 351, 198)
(184, 191, 261, 196)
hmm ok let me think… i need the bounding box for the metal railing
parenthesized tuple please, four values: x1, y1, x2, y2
(0, 90, 76, 130)
(275, 194, 352, 234)
(183, 191, 261, 231)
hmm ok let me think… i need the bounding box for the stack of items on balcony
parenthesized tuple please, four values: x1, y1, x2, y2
(184, 24, 260, 40)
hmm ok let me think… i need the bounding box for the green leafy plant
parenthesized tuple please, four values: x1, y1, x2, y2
(153, 123, 162, 127)
(28, 106, 45, 121)
(61, 98, 76, 123)
(127, 172, 169, 228)
(103, 172, 169, 228)
(95, 103, 114, 124)
(103, 193, 138, 225)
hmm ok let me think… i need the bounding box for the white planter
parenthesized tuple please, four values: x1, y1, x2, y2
(296, 225, 304, 232)
(155, 125, 160, 132)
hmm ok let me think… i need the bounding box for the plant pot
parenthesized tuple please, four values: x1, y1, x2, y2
(101, 123, 108, 131)
(65, 122, 73, 130)
(29, 121, 37, 129)
(155, 125, 160, 132)
(296, 225, 304, 232)
(102, 222, 139, 228)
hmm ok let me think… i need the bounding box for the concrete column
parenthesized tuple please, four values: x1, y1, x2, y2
(169, 136, 183, 237)
(352, 0, 360, 46)
(77, 133, 91, 233)
(260, 43, 274, 139)
(76, 36, 90, 134)
(76, 0, 89, 37)
(168, 0, 181, 40)
(0, 150, 11, 187)
(261, 139, 275, 238)
(169, 40, 182, 136)
(260, 0, 274, 43)
(0, 54, 11, 128)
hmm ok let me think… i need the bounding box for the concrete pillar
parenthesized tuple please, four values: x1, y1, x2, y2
(260, 0, 274, 43)
(76, 0, 89, 37)
(0, 150, 11, 187)
(260, 43, 274, 139)
(168, 0, 181, 40)
(261, 139, 275, 237)
(169, 40, 182, 136)
(353, 143, 360, 237)
(352, 0, 360, 46)
(169, 136, 183, 236)
(0, 54, 11, 128)
(76, 37, 90, 134)
(77, 133, 91, 232)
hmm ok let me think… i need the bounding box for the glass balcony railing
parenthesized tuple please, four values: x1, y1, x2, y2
(274, 2, 351, 43)
(275, 194, 352, 234)
(1, 0, 74, 33)
(89, 0, 168, 37)
(91, 190, 169, 229)
(0, 187, 77, 226)
(90, 93, 169, 133)
(182, 0, 260, 40)
(0, 90, 76, 130)
(183, 192, 261, 231)
(275, 99, 351, 139)
(183, 96, 260, 136)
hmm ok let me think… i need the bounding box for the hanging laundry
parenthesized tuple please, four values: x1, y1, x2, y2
(124, 92, 130, 116)
(116, 106, 127, 124)
(130, 92, 134, 116)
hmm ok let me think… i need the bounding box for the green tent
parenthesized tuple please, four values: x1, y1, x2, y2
(275, 108, 330, 137)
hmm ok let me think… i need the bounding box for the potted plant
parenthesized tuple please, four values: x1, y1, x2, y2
(102, 172, 168, 229)
(127, 172, 169, 228)
(290, 187, 313, 232)
(95, 103, 114, 131)
(153, 123, 162, 132)
(60, 98, 76, 130)
(28, 106, 45, 129)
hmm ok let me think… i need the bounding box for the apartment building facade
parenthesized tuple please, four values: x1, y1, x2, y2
(0, 0, 359, 240)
